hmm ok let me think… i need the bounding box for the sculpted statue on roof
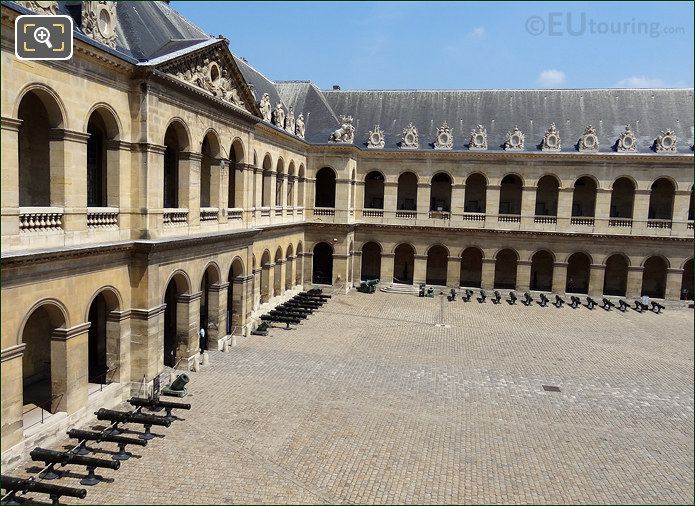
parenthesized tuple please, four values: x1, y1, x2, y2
(259, 93, 272, 122)
(273, 102, 286, 129)
(285, 107, 295, 134)
(295, 113, 306, 138)
(330, 116, 355, 144)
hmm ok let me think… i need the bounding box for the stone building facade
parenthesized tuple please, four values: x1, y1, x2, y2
(1, 1, 693, 461)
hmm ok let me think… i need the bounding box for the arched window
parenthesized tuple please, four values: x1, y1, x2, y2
(228, 139, 244, 209)
(315, 167, 336, 207)
(464, 173, 487, 213)
(648, 178, 675, 220)
(297, 165, 306, 208)
(535, 176, 559, 216)
(287, 162, 296, 208)
(430, 173, 452, 212)
(566, 252, 591, 294)
(364, 171, 385, 209)
(499, 175, 522, 215)
(260, 250, 271, 302)
(393, 244, 415, 284)
(86, 114, 107, 207)
(571, 177, 597, 217)
(227, 258, 245, 335)
(610, 178, 635, 219)
(397, 172, 417, 211)
(312, 242, 333, 284)
(530, 250, 554, 291)
(274, 247, 283, 294)
(163, 272, 190, 367)
(275, 159, 285, 207)
(200, 135, 214, 208)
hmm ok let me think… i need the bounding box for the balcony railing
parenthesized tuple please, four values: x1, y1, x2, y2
(274, 207, 283, 217)
(363, 209, 384, 218)
(19, 207, 63, 232)
(314, 208, 336, 216)
(688, 221, 694, 230)
(608, 218, 632, 227)
(200, 207, 218, 222)
(87, 207, 119, 228)
(297, 207, 305, 218)
(395, 210, 417, 219)
(463, 212, 486, 222)
(259, 207, 270, 218)
(227, 208, 243, 221)
(429, 210, 450, 219)
(571, 217, 595, 226)
(498, 214, 521, 223)
(647, 219, 672, 229)
(533, 215, 557, 224)
(163, 208, 188, 226)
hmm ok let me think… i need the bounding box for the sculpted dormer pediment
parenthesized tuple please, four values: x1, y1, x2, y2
(158, 43, 260, 117)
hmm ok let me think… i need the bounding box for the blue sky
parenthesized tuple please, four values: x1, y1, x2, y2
(174, 1, 694, 90)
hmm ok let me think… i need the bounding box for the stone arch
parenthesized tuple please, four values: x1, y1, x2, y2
(641, 255, 669, 298)
(393, 243, 415, 284)
(430, 172, 452, 212)
(260, 249, 272, 303)
(603, 253, 630, 296)
(680, 258, 693, 300)
(162, 269, 192, 303)
(227, 256, 246, 335)
(464, 172, 487, 213)
(276, 158, 286, 207)
(17, 88, 67, 207)
(85, 287, 122, 384)
(364, 170, 385, 209)
(163, 270, 193, 367)
(200, 130, 221, 208)
(648, 177, 676, 220)
(86, 106, 122, 208)
(571, 176, 598, 217)
(274, 246, 284, 295)
(20, 300, 69, 414)
(84, 103, 122, 139)
(494, 248, 519, 289)
(285, 243, 295, 290)
(566, 252, 592, 294)
(295, 242, 304, 285)
(460, 246, 484, 288)
(261, 153, 273, 207)
(297, 164, 306, 207)
(397, 171, 418, 211)
(530, 250, 554, 291)
(15, 83, 67, 128)
(426, 244, 449, 285)
(609, 177, 636, 219)
(361, 241, 382, 281)
(287, 161, 296, 207)
(535, 175, 560, 216)
(315, 167, 337, 208)
(312, 242, 334, 284)
(499, 174, 523, 215)
(199, 262, 221, 350)
(163, 120, 191, 208)
(228, 138, 245, 208)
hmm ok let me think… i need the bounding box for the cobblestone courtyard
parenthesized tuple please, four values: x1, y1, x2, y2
(14, 291, 695, 504)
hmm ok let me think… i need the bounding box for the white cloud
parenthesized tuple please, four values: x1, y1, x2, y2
(467, 26, 486, 38)
(537, 69, 566, 87)
(614, 76, 666, 88)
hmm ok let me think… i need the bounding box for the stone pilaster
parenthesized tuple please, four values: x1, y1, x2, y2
(551, 262, 568, 294)
(130, 304, 166, 382)
(588, 263, 606, 297)
(175, 291, 202, 369)
(105, 310, 131, 385)
(50, 129, 90, 232)
(413, 254, 427, 285)
(665, 268, 684, 300)
(516, 260, 532, 292)
(51, 322, 91, 414)
(481, 258, 496, 289)
(206, 282, 228, 350)
(180, 152, 202, 226)
(1, 344, 25, 452)
(626, 266, 644, 298)
(382, 252, 395, 283)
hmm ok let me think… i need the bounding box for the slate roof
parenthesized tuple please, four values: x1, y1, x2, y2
(321, 89, 694, 153)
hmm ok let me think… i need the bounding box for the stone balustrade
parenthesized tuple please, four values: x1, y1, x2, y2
(19, 207, 63, 232)
(200, 207, 219, 222)
(228, 208, 243, 220)
(87, 207, 119, 228)
(163, 208, 188, 226)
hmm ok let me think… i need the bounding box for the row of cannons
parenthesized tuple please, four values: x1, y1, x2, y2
(1, 379, 192, 505)
(439, 288, 666, 314)
(252, 288, 331, 335)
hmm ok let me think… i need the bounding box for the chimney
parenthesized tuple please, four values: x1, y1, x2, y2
(332, 85, 341, 91)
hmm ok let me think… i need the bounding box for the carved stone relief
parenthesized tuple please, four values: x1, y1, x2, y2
(367, 125, 385, 149)
(469, 125, 488, 150)
(329, 116, 355, 144)
(434, 121, 453, 150)
(578, 125, 599, 152)
(401, 123, 419, 149)
(541, 123, 561, 151)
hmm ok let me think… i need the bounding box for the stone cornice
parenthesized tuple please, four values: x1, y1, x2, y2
(1, 343, 26, 362)
(49, 129, 91, 143)
(178, 291, 203, 303)
(1, 116, 22, 132)
(131, 142, 167, 154)
(131, 304, 167, 320)
(107, 310, 132, 322)
(52, 322, 92, 341)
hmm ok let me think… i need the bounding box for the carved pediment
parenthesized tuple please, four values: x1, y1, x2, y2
(159, 44, 259, 117)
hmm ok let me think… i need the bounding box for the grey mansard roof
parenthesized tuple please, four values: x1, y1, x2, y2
(320, 88, 694, 153)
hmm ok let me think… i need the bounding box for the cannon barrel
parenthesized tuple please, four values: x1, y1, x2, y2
(67, 429, 147, 447)
(128, 397, 191, 411)
(299, 292, 331, 299)
(277, 305, 311, 314)
(296, 294, 325, 301)
(94, 408, 172, 427)
(270, 310, 307, 319)
(1, 474, 87, 500)
(30, 447, 120, 470)
(287, 301, 320, 309)
(169, 373, 190, 391)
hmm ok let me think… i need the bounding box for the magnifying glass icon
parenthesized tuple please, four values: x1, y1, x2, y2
(34, 27, 52, 49)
